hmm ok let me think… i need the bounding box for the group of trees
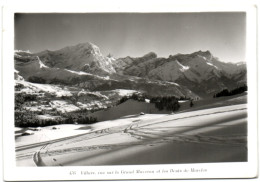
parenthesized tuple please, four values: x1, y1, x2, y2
(117, 93, 188, 111)
(15, 83, 25, 91)
(15, 111, 62, 127)
(15, 110, 99, 127)
(15, 111, 38, 127)
(213, 85, 247, 98)
(15, 93, 37, 110)
(14, 88, 101, 127)
(150, 96, 180, 111)
(117, 93, 145, 105)
(62, 112, 98, 125)
(179, 96, 191, 100)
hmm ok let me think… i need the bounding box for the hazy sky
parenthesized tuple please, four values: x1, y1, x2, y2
(15, 13, 246, 63)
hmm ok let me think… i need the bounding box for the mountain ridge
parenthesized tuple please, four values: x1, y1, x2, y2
(14, 42, 247, 98)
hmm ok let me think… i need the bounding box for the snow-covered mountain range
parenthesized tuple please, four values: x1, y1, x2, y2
(113, 50, 246, 96)
(15, 42, 247, 99)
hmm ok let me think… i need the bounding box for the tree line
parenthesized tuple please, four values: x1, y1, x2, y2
(117, 93, 145, 105)
(117, 93, 187, 111)
(150, 96, 180, 111)
(213, 85, 247, 98)
(15, 93, 37, 110)
(15, 111, 98, 127)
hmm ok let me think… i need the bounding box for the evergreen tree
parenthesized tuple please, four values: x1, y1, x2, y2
(190, 100, 194, 107)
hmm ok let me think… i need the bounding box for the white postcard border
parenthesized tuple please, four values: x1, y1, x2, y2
(2, 1, 258, 181)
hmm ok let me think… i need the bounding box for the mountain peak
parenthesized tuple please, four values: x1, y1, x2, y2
(72, 42, 98, 51)
(75, 42, 95, 49)
(143, 52, 157, 59)
(191, 50, 213, 61)
(193, 50, 212, 56)
(60, 42, 103, 57)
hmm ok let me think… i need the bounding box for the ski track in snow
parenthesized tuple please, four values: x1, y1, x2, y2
(16, 104, 247, 166)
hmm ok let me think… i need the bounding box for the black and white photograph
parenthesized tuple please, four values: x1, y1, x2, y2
(1, 1, 258, 181)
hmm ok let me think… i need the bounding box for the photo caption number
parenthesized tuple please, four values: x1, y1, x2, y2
(70, 171, 77, 175)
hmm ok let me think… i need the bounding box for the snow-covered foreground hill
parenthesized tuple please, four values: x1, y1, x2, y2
(16, 99, 247, 166)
